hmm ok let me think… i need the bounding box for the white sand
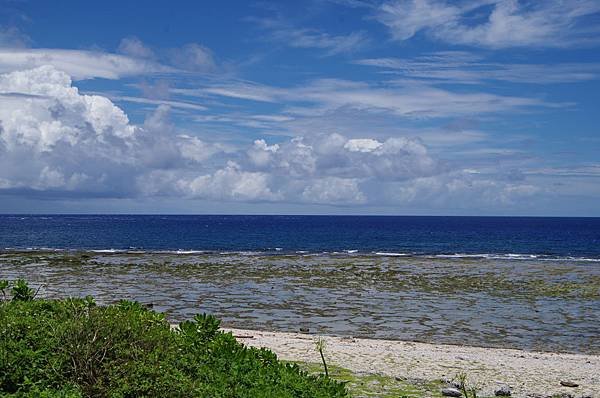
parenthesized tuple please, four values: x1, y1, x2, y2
(223, 328, 599, 397)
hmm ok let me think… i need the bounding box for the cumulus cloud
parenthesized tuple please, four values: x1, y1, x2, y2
(0, 65, 550, 210)
(376, 0, 600, 48)
(0, 66, 217, 197)
(177, 161, 280, 201)
(302, 177, 366, 204)
(245, 133, 439, 184)
(387, 170, 540, 208)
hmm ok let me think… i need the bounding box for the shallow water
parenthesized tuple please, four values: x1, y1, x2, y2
(1, 251, 599, 354)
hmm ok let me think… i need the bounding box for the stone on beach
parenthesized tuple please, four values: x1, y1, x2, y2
(442, 387, 463, 397)
(560, 381, 580, 388)
(495, 385, 512, 396)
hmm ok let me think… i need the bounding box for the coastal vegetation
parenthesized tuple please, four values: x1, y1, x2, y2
(0, 280, 347, 397)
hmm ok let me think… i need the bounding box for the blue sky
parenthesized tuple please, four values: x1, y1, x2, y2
(0, 0, 599, 215)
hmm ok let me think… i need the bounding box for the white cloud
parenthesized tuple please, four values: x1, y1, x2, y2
(177, 134, 225, 163)
(377, 0, 463, 41)
(355, 52, 600, 84)
(177, 161, 279, 201)
(291, 78, 547, 117)
(344, 138, 382, 152)
(169, 43, 216, 72)
(274, 28, 369, 55)
(387, 170, 540, 208)
(106, 94, 208, 112)
(197, 77, 550, 119)
(0, 48, 172, 80)
(250, 17, 369, 55)
(376, 0, 600, 48)
(302, 177, 366, 204)
(245, 133, 438, 181)
(0, 65, 565, 211)
(118, 36, 156, 59)
(247, 139, 280, 167)
(0, 66, 219, 196)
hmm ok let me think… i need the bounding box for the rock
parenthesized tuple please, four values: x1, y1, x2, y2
(555, 394, 573, 398)
(495, 386, 512, 396)
(441, 387, 463, 397)
(561, 381, 580, 388)
(299, 327, 309, 333)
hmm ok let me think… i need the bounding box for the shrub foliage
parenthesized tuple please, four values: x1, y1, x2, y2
(0, 280, 347, 397)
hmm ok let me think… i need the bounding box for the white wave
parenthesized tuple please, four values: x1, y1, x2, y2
(174, 250, 205, 254)
(374, 252, 410, 257)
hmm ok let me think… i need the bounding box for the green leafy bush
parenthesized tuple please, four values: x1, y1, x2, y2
(0, 280, 347, 397)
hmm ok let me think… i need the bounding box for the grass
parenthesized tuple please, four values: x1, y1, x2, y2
(295, 362, 446, 398)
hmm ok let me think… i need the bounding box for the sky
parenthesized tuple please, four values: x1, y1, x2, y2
(0, 0, 599, 216)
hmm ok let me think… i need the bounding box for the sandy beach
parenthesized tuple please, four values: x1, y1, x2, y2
(224, 327, 599, 398)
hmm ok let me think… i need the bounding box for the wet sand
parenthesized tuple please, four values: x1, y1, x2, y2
(224, 327, 600, 398)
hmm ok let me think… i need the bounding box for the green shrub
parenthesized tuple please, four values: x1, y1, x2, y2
(0, 281, 347, 397)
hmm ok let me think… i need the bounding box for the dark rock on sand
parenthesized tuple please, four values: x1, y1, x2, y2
(561, 381, 580, 388)
(495, 385, 512, 396)
(442, 387, 463, 397)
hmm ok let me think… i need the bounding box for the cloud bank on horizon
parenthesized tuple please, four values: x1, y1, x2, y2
(0, 0, 599, 215)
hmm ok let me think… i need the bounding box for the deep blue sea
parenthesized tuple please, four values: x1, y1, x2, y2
(1, 215, 600, 260)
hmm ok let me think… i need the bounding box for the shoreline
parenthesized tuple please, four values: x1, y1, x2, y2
(2, 248, 600, 263)
(222, 327, 599, 397)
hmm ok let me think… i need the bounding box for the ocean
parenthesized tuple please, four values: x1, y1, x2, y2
(1, 215, 599, 353)
(1, 214, 600, 259)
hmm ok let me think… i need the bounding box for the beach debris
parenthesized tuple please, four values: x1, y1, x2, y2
(495, 385, 512, 396)
(561, 381, 580, 388)
(441, 387, 463, 397)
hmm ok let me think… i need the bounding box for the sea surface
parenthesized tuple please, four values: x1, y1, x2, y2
(1, 215, 599, 354)
(1, 214, 600, 259)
